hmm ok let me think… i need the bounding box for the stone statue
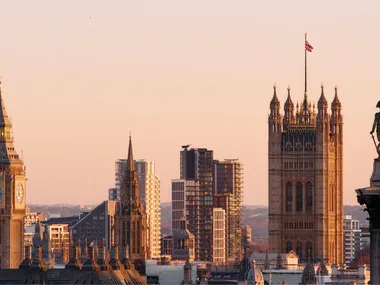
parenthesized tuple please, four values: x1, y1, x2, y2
(370, 101, 380, 155)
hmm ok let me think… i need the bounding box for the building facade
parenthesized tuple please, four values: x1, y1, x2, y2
(343, 215, 361, 265)
(212, 208, 226, 265)
(24, 207, 44, 227)
(0, 83, 27, 268)
(47, 223, 70, 264)
(213, 159, 243, 263)
(180, 146, 214, 262)
(242, 225, 252, 243)
(268, 85, 343, 264)
(113, 159, 161, 259)
(171, 178, 199, 261)
(71, 200, 116, 252)
(114, 136, 147, 275)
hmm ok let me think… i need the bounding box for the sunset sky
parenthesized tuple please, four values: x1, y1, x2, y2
(0, 1, 379, 205)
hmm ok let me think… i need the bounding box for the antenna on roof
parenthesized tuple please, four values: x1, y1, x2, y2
(182, 144, 191, 150)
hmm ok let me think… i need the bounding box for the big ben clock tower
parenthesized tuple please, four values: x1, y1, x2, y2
(0, 80, 26, 268)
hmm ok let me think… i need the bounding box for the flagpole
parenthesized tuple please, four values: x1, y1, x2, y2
(305, 32, 307, 93)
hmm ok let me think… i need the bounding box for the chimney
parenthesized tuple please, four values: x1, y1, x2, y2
(65, 245, 83, 270)
(19, 245, 32, 268)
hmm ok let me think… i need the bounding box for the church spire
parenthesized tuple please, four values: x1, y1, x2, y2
(127, 133, 134, 171)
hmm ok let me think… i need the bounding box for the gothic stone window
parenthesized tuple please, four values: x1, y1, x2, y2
(296, 241, 303, 259)
(307, 182, 313, 212)
(306, 241, 313, 258)
(296, 182, 303, 212)
(286, 182, 292, 212)
(286, 240, 293, 253)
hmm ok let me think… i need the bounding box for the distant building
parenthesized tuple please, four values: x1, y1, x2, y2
(180, 146, 214, 262)
(109, 187, 119, 201)
(24, 207, 44, 226)
(24, 225, 36, 247)
(161, 235, 173, 256)
(113, 159, 161, 259)
(360, 225, 370, 256)
(171, 178, 200, 261)
(242, 225, 252, 243)
(343, 215, 361, 265)
(47, 223, 70, 264)
(212, 208, 226, 265)
(70, 200, 117, 252)
(213, 159, 243, 263)
(172, 220, 195, 261)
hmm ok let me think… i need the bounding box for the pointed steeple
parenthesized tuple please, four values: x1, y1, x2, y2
(317, 84, 328, 120)
(284, 86, 295, 129)
(270, 84, 280, 106)
(332, 85, 341, 108)
(127, 133, 134, 171)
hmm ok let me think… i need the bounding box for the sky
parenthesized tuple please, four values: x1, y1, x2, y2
(0, 1, 379, 206)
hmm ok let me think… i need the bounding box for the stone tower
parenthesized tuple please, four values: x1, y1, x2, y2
(0, 81, 27, 268)
(114, 135, 147, 275)
(268, 84, 343, 264)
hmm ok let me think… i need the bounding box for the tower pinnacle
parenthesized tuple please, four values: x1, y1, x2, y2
(127, 134, 134, 171)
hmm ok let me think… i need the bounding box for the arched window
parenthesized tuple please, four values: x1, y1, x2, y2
(296, 242, 303, 259)
(306, 241, 313, 259)
(286, 182, 293, 212)
(296, 182, 303, 212)
(307, 182, 313, 211)
(286, 240, 293, 253)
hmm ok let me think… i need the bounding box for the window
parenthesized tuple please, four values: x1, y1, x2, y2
(286, 240, 293, 253)
(296, 182, 303, 212)
(296, 242, 303, 259)
(286, 182, 292, 212)
(307, 182, 313, 211)
(306, 241, 313, 259)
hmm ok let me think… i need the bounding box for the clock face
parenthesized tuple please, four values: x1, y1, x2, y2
(16, 183, 24, 204)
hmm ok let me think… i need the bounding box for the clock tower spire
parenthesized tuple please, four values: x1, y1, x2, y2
(0, 80, 27, 268)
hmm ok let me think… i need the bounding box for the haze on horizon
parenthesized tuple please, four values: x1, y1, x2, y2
(0, 1, 379, 206)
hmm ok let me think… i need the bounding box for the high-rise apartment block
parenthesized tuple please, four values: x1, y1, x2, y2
(268, 85, 343, 264)
(113, 158, 161, 259)
(0, 83, 27, 268)
(213, 159, 243, 262)
(180, 147, 214, 262)
(212, 208, 226, 265)
(343, 215, 361, 265)
(171, 178, 199, 261)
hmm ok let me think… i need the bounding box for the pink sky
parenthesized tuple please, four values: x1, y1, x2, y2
(0, 1, 379, 205)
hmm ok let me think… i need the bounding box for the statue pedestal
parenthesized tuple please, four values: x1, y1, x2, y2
(356, 159, 380, 285)
(371, 158, 380, 187)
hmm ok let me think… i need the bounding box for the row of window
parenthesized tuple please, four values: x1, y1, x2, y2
(286, 240, 313, 259)
(284, 222, 314, 230)
(286, 182, 313, 212)
(284, 161, 315, 170)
